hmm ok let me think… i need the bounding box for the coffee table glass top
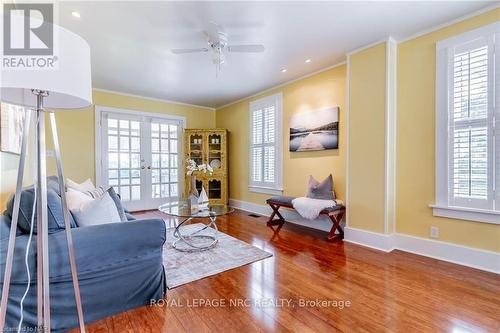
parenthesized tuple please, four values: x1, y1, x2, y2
(159, 201, 233, 218)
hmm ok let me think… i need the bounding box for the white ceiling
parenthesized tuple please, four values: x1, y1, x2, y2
(58, 1, 495, 108)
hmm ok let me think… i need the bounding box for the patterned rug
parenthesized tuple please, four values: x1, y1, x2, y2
(163, 223, 273, 289)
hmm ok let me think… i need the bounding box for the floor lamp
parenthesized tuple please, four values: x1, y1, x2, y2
(0, 17, 92, 333)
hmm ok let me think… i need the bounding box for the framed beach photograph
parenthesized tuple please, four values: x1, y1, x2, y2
(0, 103, 27, 155)
(289, 106, 339, 152)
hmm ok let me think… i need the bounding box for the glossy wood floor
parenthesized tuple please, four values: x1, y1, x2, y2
(71, 210, 500, 333)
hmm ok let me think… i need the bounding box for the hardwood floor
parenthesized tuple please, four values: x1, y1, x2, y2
(72, 209, 500, 333)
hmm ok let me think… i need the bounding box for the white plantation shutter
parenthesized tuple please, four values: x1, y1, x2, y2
(435, 22, 500, 222)
(495, 32, 500, 211)
(249, 93, 283, 193)
(449, 42, 493, 209)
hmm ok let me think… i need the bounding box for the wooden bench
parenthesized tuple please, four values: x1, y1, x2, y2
(266, 196, 345, 241)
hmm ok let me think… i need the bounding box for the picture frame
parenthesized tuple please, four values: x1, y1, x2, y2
(289, 106, 339, 152)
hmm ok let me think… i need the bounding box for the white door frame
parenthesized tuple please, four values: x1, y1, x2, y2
(95, 105, 186, 210)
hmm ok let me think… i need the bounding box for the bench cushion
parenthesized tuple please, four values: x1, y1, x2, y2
(266, 196, 295, 206)
(266, 195, 344, 214)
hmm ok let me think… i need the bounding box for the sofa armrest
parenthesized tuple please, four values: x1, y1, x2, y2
(1, 219, 166, 283)
(62, 219, 166, 278)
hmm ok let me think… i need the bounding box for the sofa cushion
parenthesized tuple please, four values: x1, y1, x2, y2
(6, 185, 77, 234)
(67, 178, 96, 193)
(0, 214, 22, 241)
(107, 187, 128, 222)
(71, 192, 122, 227)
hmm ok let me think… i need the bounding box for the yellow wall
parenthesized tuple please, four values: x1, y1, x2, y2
(0, 153, 21, 211)
(347, 43, 387, 233)
(0, 90, 215, 211)
(397, 8, 500, 252)
(0, 145, 33, 212)
(216, 65, 346, 205)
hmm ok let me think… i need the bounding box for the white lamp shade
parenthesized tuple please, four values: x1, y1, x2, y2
(1, 16, 92, 110)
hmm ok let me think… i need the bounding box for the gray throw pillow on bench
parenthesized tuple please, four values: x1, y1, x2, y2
(306, 174, 335, 200)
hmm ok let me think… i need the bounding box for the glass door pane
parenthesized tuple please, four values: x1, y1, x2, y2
(106, 116, 142, 202)
(150, 121, 180, 201)
(101, 111, 183, 211)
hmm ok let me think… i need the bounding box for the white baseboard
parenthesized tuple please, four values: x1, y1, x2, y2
(344, 227, 395, 252)
(229, 198, 500, 274)
(393, 233, 500, 274)
(345, 229, 500, 274)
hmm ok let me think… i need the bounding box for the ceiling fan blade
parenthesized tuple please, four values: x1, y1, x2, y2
(171, 48, 208, 54)
(207, 21, 224, 43)
(227, 44, 265, 53)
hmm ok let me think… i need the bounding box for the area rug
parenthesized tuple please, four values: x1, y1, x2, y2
(163, 223, 273, 289)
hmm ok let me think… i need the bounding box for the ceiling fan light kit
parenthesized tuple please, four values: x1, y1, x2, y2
(171, 23, 264, 76)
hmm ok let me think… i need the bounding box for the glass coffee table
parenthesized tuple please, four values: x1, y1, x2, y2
(159, 201, 234, 251)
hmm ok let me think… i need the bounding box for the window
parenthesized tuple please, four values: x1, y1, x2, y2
(434, 22, 500, 224)
(249, 93, 283, 194)
(0, 102, 26, 155)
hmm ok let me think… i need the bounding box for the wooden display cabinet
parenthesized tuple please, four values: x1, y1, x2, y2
(184, 129, 228, 204)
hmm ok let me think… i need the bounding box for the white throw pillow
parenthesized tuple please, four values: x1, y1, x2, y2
(67, 178, 96, 193)
(66, 188, 94, 211)
(71, 192, 122, 227)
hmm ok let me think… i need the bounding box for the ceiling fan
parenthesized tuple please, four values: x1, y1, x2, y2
(171, 23, 265, 75)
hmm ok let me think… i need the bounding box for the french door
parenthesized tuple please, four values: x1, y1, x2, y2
(97, 109, 184, 211)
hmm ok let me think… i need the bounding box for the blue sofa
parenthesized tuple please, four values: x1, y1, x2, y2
(0, 177, 166, 332)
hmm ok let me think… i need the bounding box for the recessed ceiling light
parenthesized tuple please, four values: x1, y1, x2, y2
(71, 11, 81, 18)
(281, 68, 287, 73)
(305, 59, 312, 63)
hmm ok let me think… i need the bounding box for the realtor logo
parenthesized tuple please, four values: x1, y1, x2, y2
(3, 3, 54, 56)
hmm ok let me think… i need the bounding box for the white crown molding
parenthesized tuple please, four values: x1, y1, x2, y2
(91, 5, 498, 113)
(92, 88, 216, 111)
(346, 37, 390, 56)
(216, 61, 346, 110)
(229, 200, 499, 274)
(397, 3, 500, 44)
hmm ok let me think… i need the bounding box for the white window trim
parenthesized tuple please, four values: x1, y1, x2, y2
(248, 92, 283, 195)
(433, 22, 500, 225)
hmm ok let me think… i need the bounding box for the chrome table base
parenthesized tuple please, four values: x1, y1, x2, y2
(172, 214, 219, 251)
